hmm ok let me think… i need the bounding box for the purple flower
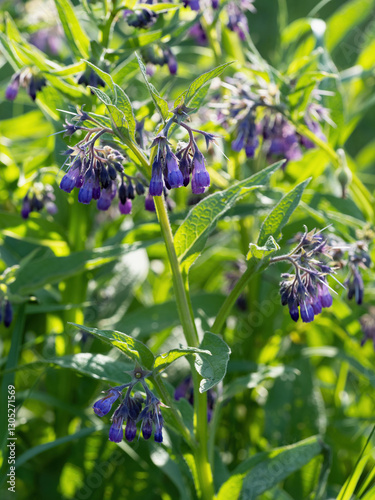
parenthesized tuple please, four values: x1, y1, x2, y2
(145, 193, 156, 212)
(4, 300, 13, 328)
(318, 283, 333, 308)
(93, 389, 121, 417)
(5, 78, 20, 101)
(60, 160, 82, 193)
(125, 419, 137, 442)
(300, 302, 315, 323)
(78, 171, 96, 204)
(183, 0, 200, 10)
(149, 156, 164, 196)
(97, 182, 117, 211)
(166, 148, 183, 188)
(109, 416, 124, 443)
(21, 196, 31, 219)
(191, 151, 210, 193)
(119, 199, 132, 214)
(347, 267, 364, 305)
(288, 299, 299, 322)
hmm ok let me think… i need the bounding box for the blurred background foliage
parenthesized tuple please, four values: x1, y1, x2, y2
(0, 0, 375, 499)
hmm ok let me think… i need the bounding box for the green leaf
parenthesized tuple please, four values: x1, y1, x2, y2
(257, 178, 311, 246)
(135, 52, 170, 121)
(216, 436, 325, 500)
(88, 86, 136, 140)
(326, 0, 375, 51)
(114, 84, 136, 140)
(83, 60, 115, 92)
(137, 3, 180, 12)
(54, 0, 90, 58)
(221, 365, 299, 401)
(247, 235, 280, 260)
(174, 161, 283, 272)
(90, 86, 112, 105)
(20, 353, 133, 384)
(153, 347, 211, 374)
(15, 426, 105, 468)
(194, 332, 231, 393)
(184, 62, 233, 108)
(9, 243, 145, 295)
(69, 323, 155, 370)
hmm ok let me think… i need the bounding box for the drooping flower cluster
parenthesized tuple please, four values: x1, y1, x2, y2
(226, 0, 256, 40)
(93, 367, 164, 444)
(276, 228, 337, 323)
(149, 111, 213, 196)
(5, 68, 46, 102)
(344, 242, 371, 306)
(21, 183, 57, 219)
(142, 44, 178, 75)
(58, 112, 146, 214)
(220, 74, 330, 164)
(325, 231, 372, 306)
(175, 376, 216, 421)
(0, 299, 13, 328)
(124, 8, 158, 29)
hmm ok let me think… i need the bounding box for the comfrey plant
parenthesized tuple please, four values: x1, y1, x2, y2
(219, 73, 332, 163)
(21, 182, 57, 219)
(93, 366, 165, 443)
(5, 67, 46, 101)
(275, 228, 336, 323)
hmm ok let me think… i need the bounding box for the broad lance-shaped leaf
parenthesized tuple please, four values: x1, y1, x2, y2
(183, 62, 233, 108)
(257, 177, 311, 246)
(153, 346, 211, 374)
(247, 235, 280, 261)
(216, 436, 326, 500)
(174, 161, 283, 272)
(54, 0, 90, 59)
(135, 52, 170, 121)
(69, 323, 155, 370)
(90, 84, 136, 141)
(195, 332, 231, 393)
(9, 242, 147, 295)
(17, 353, 133, 385)
(83, 60, 115, 92)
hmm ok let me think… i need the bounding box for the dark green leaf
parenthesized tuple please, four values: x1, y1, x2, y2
(257, 178, 311, 246)
(174, 161, 283, 272)
(69, 323, 155, 370)
(195, 332, 231, 393)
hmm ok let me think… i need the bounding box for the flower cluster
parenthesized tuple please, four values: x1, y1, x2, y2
(5, 68, 46, 102)
(0, 299, 13, 328)
(220, 75, 330, 164)
(124, 8, 158, 29)
(344, 242, 371, 306)
(21, 183, 57, 219)
(77, 68, 106, 90)
(142, 44, 178, 76)
(59, 115, 146, 214)
(277, 228, 337, 323)
(326, 231, 372, 306)
(93, 367, 164, 444)
(226, 0, 256, 40)
(175, 376, 216, 421)
(149, 113, 212, 196)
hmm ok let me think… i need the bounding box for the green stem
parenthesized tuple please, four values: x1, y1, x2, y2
(211, 258, 259, 334)
(123, 135, 214, 499)
(153, 195, 214, 500)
